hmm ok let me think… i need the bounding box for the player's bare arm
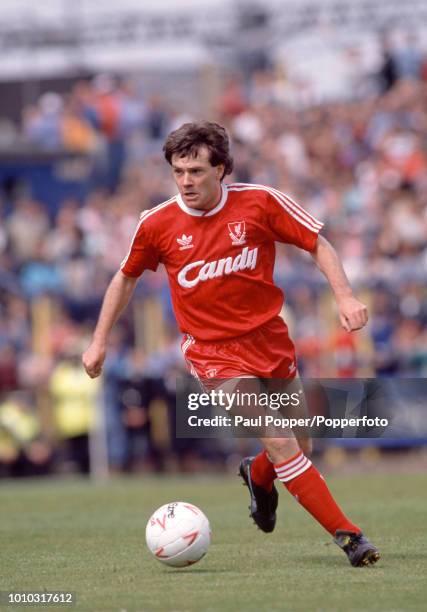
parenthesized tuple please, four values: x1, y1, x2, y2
(84, 122, 379, 567)
(311, 235, 368, 332)
(82, 270, 138, 378)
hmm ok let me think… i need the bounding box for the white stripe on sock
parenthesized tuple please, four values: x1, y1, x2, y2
(275, 454, 312, 482)
(276, 456, 308, 479)
(275, 451, 305, 471)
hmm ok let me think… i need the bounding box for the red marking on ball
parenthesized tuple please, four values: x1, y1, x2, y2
(156, 514, 166, 530)
(183, 530, 199, 546)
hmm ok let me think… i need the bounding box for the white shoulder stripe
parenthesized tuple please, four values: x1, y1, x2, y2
(228, 184, 323, 233)
(120, 198, 176, 269)
(270, 188, 323, 230)
(139, 197, 177, 223)
(228, 182, 323, 229)
(269, 187, 323, 229)
(139, 196, 177, 221)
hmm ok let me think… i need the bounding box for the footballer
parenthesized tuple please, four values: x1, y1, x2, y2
(83, 121, 380, 567)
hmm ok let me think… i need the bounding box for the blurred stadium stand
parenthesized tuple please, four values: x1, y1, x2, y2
(0, 0, 426, 478)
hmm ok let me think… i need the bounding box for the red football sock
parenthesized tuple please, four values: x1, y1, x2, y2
(250, 450, 276, 492)
(274, 451, 361, 536)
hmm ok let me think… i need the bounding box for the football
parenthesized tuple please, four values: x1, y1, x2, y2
(145, 501, 211, 567)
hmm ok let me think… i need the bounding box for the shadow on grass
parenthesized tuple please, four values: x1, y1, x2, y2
(296, 551, 427, 567)
(381, 552, 427, 562)
(165, 568, 230, 574)
(288, 555, 344, 568)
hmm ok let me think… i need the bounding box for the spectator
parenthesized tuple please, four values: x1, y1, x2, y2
(49, 345, 100, 473)
(1, 56, 427, 476)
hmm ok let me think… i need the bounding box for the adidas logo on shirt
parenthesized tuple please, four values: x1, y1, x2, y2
(177, 234, 194, 250)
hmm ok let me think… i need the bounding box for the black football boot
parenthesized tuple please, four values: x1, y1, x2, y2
(334, 530, 381, 567)
(239, 456, 278, 533)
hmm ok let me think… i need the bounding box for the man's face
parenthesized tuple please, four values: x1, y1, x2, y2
(171, 146, 224, 211)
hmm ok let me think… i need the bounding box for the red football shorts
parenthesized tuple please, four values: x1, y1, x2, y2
(181, 316, 297, 381)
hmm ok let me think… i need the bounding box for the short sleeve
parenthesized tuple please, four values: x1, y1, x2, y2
(120, 217, 160, 277)
(266, 188, 323, 252)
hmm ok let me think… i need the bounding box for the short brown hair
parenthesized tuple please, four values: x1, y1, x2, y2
(163, 121, 233, 179)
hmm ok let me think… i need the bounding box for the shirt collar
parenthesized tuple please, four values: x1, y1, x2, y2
(176, 183, 228, 217)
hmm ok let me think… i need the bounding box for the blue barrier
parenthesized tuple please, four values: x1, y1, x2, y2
(0, 150, 93, 217)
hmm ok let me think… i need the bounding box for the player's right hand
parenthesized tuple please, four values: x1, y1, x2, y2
(82, 341, 107, 378)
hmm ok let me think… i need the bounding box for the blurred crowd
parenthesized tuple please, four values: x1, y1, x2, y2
(1, 39, 427, 476)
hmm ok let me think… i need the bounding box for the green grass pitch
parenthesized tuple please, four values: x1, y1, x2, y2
(1, 472, 426, 612)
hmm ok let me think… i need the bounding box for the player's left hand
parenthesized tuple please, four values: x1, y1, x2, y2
(336, 295, 368, 332)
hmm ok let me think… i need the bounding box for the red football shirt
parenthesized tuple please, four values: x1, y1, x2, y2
(121, 182, 323, 341)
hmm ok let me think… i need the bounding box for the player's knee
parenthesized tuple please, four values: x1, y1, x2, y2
(261, 437, 299, 463)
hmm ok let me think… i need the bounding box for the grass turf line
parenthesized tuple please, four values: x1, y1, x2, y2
(0, 473, 426, 612)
